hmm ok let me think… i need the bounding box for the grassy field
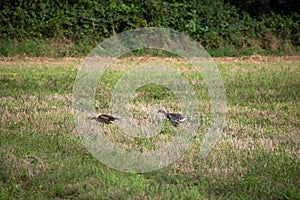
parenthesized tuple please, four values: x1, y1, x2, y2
(0, 56, 299, 199)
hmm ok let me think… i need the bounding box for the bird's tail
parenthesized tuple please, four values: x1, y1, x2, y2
(179, 117, 187, 122)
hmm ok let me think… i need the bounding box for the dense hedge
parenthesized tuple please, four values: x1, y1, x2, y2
(0, 0, 299, 57)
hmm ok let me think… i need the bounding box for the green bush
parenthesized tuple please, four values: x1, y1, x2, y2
(0, 0, 299, 57)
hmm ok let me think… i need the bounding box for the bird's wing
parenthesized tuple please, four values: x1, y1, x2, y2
(100, 114, 110, 119)
(169, 113, 181, 119)
(168, 113, 187, 123)
(100, 114, 119, 121)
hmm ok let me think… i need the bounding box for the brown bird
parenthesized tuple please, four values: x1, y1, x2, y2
(157, 108, 187, 125)
(88, 114, 120, 124)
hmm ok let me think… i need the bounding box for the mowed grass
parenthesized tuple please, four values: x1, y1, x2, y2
(1, 56, 300, 199)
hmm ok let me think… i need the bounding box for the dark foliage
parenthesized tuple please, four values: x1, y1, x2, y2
(0, 0, 299, 56)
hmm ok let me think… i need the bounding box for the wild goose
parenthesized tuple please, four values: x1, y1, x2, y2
(157, 108, 187, 125)
(88, 114, 120, 124)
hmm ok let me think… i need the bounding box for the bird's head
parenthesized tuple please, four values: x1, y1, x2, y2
(87, 116, 97, 120)
(157, 108, 167, 113)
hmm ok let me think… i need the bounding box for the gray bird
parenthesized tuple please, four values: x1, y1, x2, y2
(157, 108, 187, 125)
(88, 114, 120, 124)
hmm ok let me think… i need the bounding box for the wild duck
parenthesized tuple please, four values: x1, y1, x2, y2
(157, 108, 187, 125)
(88, 114, 120, 124)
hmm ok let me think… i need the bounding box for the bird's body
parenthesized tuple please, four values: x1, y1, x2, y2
(157, 108, 187, 125)
(89, 114, 119, 124)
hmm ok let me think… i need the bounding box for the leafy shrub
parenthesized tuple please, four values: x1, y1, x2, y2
(0, 0, 299, 56)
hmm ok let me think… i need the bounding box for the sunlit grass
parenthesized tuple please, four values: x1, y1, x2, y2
(0, 56, 299, 199)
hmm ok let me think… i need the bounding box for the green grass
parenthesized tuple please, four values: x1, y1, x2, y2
(1, 56, 299, 199)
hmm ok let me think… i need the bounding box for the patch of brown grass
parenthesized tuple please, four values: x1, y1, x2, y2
(1, 94, 75, 136)
(213, 55, 300, 63)
(0, 57, 83, 69)
(0, 148, 48, 186)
